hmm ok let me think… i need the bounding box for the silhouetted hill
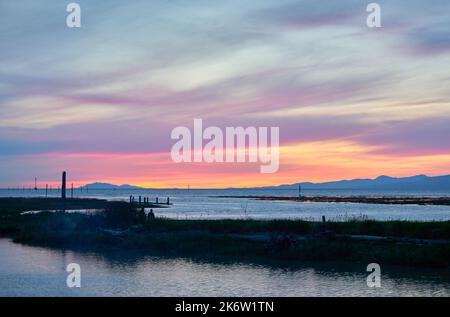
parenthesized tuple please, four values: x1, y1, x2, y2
(261, 174, 450, 190)
(79, 182, 143, 190)
(80, 175, 450, 191)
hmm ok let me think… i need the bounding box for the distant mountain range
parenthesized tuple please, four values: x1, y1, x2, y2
(79, 182, 142, 190)
(259, 174, 450, 190)
(80, 174, 450, 190)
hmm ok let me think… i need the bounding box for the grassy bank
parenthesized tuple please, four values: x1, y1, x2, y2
(0, 197, 163, 217)
(141, 218, 450, 240)
(0, 197, 110, 215)
(1, 198, 450, 268)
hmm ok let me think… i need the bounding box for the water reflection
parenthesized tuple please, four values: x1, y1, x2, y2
(0, 239, 448, 297)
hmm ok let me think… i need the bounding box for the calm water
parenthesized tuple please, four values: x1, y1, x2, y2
(2, 189, 449, 296)
(1, 188, 450, 221)
(0, 239, 448, 297)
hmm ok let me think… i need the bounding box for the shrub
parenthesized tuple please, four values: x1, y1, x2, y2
(101, 202, 145, 228)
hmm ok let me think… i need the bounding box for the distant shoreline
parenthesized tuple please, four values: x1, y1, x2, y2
(212, 195, 450, 206)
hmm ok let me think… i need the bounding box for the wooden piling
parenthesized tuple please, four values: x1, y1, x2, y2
(61, 171, 66, 200)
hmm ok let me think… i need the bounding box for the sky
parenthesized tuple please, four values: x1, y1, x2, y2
(0, 0, 450, 188)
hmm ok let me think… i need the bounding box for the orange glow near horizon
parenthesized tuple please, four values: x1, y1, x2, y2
(12, 140, 449, 189)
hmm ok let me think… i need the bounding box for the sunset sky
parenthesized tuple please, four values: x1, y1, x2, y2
(1, 0, 450, 188)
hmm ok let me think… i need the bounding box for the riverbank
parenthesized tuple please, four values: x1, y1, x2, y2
(0, 198, 449, 268)
(0, 197, 163, 215)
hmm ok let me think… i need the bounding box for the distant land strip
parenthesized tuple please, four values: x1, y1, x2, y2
(213, 196, 450, 206)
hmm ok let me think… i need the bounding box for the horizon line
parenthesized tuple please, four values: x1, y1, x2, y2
(29, 172, 450, 190)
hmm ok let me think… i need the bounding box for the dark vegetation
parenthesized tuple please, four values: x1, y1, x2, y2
(141, 218, 450, 240)
(0, 197, 160, 215)
(0, 198, 449, 268)
(0, 197, 110, 215)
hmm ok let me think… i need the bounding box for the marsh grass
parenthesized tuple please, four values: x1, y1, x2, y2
(1, 199, 450, 267)
(143, 218, 450, 240)
(0, 197, 110, 215)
